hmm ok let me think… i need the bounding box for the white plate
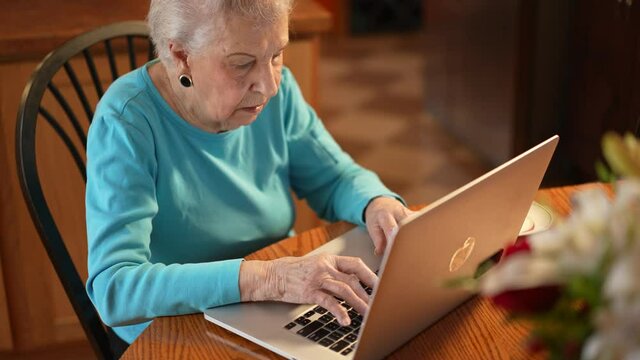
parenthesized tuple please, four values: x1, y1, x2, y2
(519, 201, 554, 236)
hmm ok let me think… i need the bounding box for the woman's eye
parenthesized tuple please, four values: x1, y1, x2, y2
(235, 62, 253, 70)
(272, 52, 283, 62)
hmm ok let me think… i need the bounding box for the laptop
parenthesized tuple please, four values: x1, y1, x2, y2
(204, 135, 559, 360)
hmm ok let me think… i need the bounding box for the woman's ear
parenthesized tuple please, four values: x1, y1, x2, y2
(168, 42, 190, 74)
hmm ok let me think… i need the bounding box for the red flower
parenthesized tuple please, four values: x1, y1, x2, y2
(563, 340, 582, 360)
(491, 285, 561, 314)
(502, 235, 532, 259)
(525, 336, 546, 354)
(490, 236, 561, 314)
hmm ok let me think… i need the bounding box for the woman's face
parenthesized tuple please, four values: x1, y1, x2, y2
(181, 14, 289, 132)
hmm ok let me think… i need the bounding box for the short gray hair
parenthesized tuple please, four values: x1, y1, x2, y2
(148, 0, 294, 65)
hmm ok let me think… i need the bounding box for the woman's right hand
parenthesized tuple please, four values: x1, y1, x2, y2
(239, 254, 377, 326)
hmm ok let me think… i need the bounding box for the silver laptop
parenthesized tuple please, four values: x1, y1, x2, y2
(204, 135, 559, 360)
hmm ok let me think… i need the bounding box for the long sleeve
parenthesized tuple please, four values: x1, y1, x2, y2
(281, 69, 403, 226)
(85, 113, 242, 341)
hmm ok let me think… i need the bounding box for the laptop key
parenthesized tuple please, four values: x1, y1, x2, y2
(313, 306, 327, 314)
(345, 333, 358, 343)
(325, 321, 340, 331)
(308, 328, 330, 342)
(303, 310, 315, 318)
(328, 331, 343, 341)
(297, 321, 323, 337)
(329, 340, 350, 352)
(365, 287, 372, 295)
(351, 319, 361, 328)
(318, 314, 334, 323)
(341, 347, 354, 356)
(347, 310, 358, 319)
(284, 322, 296, 330)
(294, 317, 310, 326)
(336, 326, 353, 335)
(319, 338, 334, 347)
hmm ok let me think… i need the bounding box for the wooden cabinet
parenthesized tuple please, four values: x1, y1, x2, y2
(0, 258, 12, 350)
(0, 0, 330, 353)
(565, 0, 640, 181)
(423, 0, 522, 166)
(424, 0, 639, 185)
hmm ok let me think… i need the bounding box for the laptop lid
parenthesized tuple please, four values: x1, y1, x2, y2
(353, 135, 558, 359)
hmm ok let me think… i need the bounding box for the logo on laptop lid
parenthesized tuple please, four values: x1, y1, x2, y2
(449, 237, 476, 272)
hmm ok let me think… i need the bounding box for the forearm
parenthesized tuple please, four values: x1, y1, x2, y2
(88, 259, 243, 326)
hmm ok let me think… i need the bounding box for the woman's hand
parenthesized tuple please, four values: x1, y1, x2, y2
(364, 196, 415, 256)
(239, 255, 376, 326)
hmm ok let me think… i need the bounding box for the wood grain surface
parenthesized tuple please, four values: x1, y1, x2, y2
(121, 183, 610, 359)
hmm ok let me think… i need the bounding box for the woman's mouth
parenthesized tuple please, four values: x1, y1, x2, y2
(239, 103, 265, 114)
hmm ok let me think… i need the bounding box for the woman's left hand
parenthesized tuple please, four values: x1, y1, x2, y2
(364, 197, 415, 256)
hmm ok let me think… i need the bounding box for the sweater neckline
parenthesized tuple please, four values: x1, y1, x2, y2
(141, 60, 241, 142)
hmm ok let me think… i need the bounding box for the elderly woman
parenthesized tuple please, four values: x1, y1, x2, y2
(86, 0, 413, 344)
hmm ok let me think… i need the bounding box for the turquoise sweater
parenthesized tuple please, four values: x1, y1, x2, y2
(85, 64, 398, 343)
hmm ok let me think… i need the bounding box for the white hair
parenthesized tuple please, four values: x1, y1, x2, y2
(148, 0, 294, 65)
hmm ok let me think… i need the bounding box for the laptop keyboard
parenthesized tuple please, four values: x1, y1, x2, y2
(283, 284, 373, 356)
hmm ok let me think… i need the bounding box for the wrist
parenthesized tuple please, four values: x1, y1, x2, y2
(364, 195, 391, 223)
(239, 260, 283, 302)
(239, 260, 268, 302)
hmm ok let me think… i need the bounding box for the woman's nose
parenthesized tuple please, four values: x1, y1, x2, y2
(251, 64, 278, 98)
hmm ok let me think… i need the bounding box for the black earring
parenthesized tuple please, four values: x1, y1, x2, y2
(179, 74, 193, 88)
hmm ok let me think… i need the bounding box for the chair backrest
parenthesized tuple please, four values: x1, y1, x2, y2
(15, 21, 154, 360)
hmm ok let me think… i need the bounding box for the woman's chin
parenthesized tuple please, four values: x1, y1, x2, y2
(235, 110, 262, 124)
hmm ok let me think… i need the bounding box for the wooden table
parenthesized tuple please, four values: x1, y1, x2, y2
(121, 183, 611, 359)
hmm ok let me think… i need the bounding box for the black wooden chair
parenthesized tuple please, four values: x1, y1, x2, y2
(15, 21, 154, 360)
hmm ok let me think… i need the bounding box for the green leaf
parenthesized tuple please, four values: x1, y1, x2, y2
(473, 258, 498, 279)
(595, 160, 615, 183)
(441, 276, 478, 291)
(602, 132, 640, 178)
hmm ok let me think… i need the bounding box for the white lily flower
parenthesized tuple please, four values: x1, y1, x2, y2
(475, 175, 640, 359)
(529, 226, 570, 255)
(604, 255, 640, 300)
(571, 188, 611, 228)
(480, 254, 560, 296)
(583, 180, 640, 360)
(582, 335, 604, 360)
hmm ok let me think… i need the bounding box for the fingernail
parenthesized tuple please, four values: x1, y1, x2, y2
(342, 318, 351, 326)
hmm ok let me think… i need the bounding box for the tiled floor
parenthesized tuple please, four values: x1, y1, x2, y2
(318, 32, 490, 206)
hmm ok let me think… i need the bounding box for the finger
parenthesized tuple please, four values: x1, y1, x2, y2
(378, 212, 399, 243)
(313, 291, 350, 326)
(367, 223, 387, 256)
(332, 271, 370, 306)
(320, 279, 368, 324)
(335, 256, 377, 289)
(394, 205, 414, 221)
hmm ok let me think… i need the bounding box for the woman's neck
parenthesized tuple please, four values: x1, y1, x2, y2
(147, 62, 225, 133)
